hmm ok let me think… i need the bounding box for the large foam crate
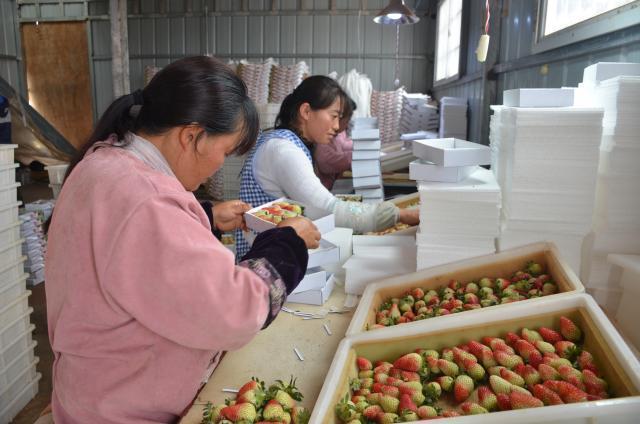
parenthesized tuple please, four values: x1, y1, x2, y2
(0, 293, 32, 345)
(0, 274, 28, 310)
(0, 221, 20, 249)
(312, 294, 640, 424)
(0, 358, 40, 418)
(0, 372, 41, 424)
(0, 256, 26, 285)
(0, 202, 20, 227)
(346, 242, 584, 336)
(0, 164, 18, 186)
(0, 313, 34, 371)
(0, 182, 19, 207)
(0, 239, 24, 270)
(0, 145, 17, 166)
(0, 337, 38, 387)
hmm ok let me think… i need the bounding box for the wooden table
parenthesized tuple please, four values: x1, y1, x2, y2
(179, 288, 355, 423)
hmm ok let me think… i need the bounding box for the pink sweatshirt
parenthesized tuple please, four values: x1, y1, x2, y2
(313, 131, 353, 190)
(45, 147, 270, 423)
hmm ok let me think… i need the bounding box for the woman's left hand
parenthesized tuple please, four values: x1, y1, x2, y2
(398, 208, 420, 226)
(212, 200, 252, 231)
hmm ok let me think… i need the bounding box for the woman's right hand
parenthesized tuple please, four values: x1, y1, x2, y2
(277, 217, 321, 249)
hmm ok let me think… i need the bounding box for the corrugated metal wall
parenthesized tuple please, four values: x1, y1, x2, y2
(15, 0, 436, 120)
(433, 0, 640, 145)
(0, 0, 22, 91)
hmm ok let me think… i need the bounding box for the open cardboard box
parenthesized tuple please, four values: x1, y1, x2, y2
(345, 242, 584, 336)
(311, 294, 640, 424)
(308, 240, 340, 269)
(412, 138, 491, 167)
(245, 197, 335, 234)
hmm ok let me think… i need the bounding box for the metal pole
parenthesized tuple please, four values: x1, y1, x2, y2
(110, 0, 130, 98)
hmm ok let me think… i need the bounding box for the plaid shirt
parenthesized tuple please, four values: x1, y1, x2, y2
(236, 129, 312, 258)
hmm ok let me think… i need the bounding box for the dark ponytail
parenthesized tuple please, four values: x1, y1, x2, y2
(274, 75, 346, 132)
(63, 55, 258, 184)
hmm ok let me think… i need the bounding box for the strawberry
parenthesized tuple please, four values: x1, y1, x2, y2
(514, 339, 542, 367)
(464, 293, 480, 305)
(409, 390, 426, 406)
(374, 362, 394, 375)
(436, 376, 454, 392)
(544, 380, 588, 403)
(237, 388, 266, 407)
(448, 279, 462, 290)
(477, 386, 498, 411)
(351, 395, 366, 404)
(520, 365, 541, 387)
(532, 384, 564, 406)
(559, 316, 582, 342)
(423, 381, 441, 401)
(555, 341, 579, 360)
(495, 278, 511, 290)
(510, 390, 544, 409)
(358, 370, 374, 379)
(416, 405, 438, 419)
(478, 349, 498, 368)
(362, 404, 383, 421)
(373, 373, 387, 384)
(496, 393, 511, 410)
(557, 365, 585, 390)
(361, 377, 374, 389)
(441, 348, 454, 362)
(521, 328, 543, 344)
(401, 411, 419, 422)
(378, 412, 399, 424)
(510, 385, 533, 396)
(221, 402, 257, 422)
(453, 347, 477, 364)
(379, 395, 400, 413)
(538, 364, 562, 381)
(489, 375, 513, 395)
(582, 369, 608, 396)
(436, 359, 460, 377)
(534, 340, 556, 354)
(398, 393, 417, 414)
(494, 350, 524, 369)
(354, 389, 370, 396)
(238, 378, 263, 398)
(538, 327, 563, 344)
(389, 303, 401, 320)
(454, 375, 475, 403)
(577, 350, 599, 374)
(403, 311, 416, 321)
(505, 332, 522, 346)
(525, 261, 543, 276)
(385, 376, 402, 387)
(542, 282, 558, 295)
(441, 410, 461, 417)
(488, 366, 506, 376)
(399, 381, 422, 393)
(467, 340, 490, 357)
(291, 406, 310, 424)
(396, 316, 410, 324)
(356, 357, 373, 371)
(463, 359, 486, 381)
(366, 392, 381, 405)
(486, 338, 516, 355)
(547, 357, 573, 370)
(393, 353, 423, 372)
(500, 368, 525, 387)
(460, 402, 489, 415)
(411, 287, 425, 300)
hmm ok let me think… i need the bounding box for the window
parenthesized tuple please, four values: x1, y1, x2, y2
(534, 0, 640, 53)
(434, 0, 463, 84)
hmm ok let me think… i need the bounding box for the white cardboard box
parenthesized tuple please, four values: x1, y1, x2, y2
(351, 150, 380, 160)
(350, 117, 378, 130)
(351, 159, 381, 178)
(412, 138, 491, 166)
(352, 139, 381, 151)
(354, 187, 383, 198)
(409, 159, 477, 182)
(307, 240, 340, 269)
(352, 175, 382, 189)
(291, 267, 327, 294)
(244, 197, 335, 234)
(503, 88, 575, 108)
(583, 62, 640, 84)
(344, 255, 416, 295)
(608, 254, 640, 351)
(287, 273, 335, 304)
(350, 128, 380, 140)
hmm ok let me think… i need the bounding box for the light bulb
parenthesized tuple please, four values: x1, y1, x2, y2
(387, 13, 402, 20)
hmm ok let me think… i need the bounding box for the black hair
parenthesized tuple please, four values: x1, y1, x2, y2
(63, 55, 258, 184)
(341, 95, 357, 122)
(274, 75, 346, 132)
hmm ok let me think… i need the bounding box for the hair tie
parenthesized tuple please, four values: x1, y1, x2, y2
(132, 89, 144, 105)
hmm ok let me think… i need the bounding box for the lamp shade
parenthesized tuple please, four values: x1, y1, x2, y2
(373, 0, 420, 25)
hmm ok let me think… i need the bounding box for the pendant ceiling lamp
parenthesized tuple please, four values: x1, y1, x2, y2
(373, 0, 420, 25)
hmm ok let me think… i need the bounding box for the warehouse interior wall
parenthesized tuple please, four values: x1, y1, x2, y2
(0, 0, 22, 93)
(433, 0, 640, 146)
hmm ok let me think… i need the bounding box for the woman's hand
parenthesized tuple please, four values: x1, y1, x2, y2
(398, 208, 420, 226)
(212, 200, 252, 231)
(277, 217, 321, 249)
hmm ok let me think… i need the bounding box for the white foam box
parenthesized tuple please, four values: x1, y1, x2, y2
(344, 254, 417, 296)
(354, 187, 383, 198)
(0, 274, 28, 311)
(503, 88, 575, 107)
(287, 273, 335, 305)
(0, 372, 40, 424)
(607, 254, 640, 351)
(307, 239, 340, 269)
(346, 241, 584, 336)
(311, 294, 640, 424)
(0, 293, 31, 348)
(583, 62, 640, 85)
(413, 138, 491, 166)
(350, 128, 380, 140)
(350, 117, 378, 130)
(351, 159, 381, 178)
(351, 139, 381, 151)
(291, 267, 327, 294)
(0, 240, 24, 270)
(0, 358, 40, 418)
(0, 335, 37, 388)
(244, 197, 335, 234)
(409, 159, 477, 182)
(0, 145, 17, 166)
(352, 175, 381, 189)
(351, 150, 380, 160)
(0, 183, 20, 206)
(0, 257, 26, 286)
(0, 164, 17, 186)
(0, 221, 20, 246)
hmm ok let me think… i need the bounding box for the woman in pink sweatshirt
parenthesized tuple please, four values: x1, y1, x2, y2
(45, 56, 320, 423)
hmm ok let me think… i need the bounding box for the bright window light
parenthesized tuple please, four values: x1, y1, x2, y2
(435, 0, 463, 83)
(544, 0, 635, 35)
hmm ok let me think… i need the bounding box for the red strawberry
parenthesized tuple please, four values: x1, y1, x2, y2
(496, 393, 511, 410)
(477, 349, 497, 368)
(416, 405, 438, 419)
(354, 388, 370, 396)
(453, 347, 477, 365)
(510, 390, 544, 409)
(393, 353, 423, 372)
(538, 327, 563, 344)
(411, 287, 424, 299)
(436, 376, 454, 392)
(374, 362, 394, 374)
(537, 364, 560, 382)
(374, 373, 388, 384)
(398, 393, 417, 414)
(464, 358, 486, 381)
(520, 365, 541, 387)
(441, 348, 454, 362)
(521, 328, 543, 344)
(238, 379, 262, 397)
(477, 386, 498, 411)
(454, 375, 475, 403)
(544, 380, 588, 403)
(399, 381, 422, 394)
(577, 350, 599, 375)
(385, 376, 402, 387)
(533, 384, 564, 405)
(461, 402, 489, 415)
(490, 341, 516, 355)
(467, 341, 491, 357)
(534, 340, 556, 354)
(555, 341, 579, 360)
(380, 384, 401, 398)
(378, 412, 399, 423)
(362, 405, 383, 420)
(221, 402, 257, 422)
(441, 410, 461, 417)
(557, 365, 585, 390)
(379, 395, 400, 413)
(514, 339, 543, 367)
(359, 370, 374, 379)
(396, 316, 409, 324)
(582, 369, 608, 397)
(494, 350, 524, 369)
(489, 375, 513, 395)
(436, 359, 460, 377)
(500, 368, 525, 387)
(357, 356, 373, 371)
(505, 332, 522, 346)
(559, 316, 582, 342)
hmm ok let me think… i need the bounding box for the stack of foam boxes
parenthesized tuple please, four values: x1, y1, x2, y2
(0, 144, 40, 423)
(20, 200, 54, 286)
(350, 117, 383, 203)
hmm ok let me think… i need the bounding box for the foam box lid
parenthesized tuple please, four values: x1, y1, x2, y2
(409, 159, 477, 183)
(307, 239, 340, 269)
(503, 88, 575, 108)
(291, 267, 327, 294)
(413, 138, 491, 167)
